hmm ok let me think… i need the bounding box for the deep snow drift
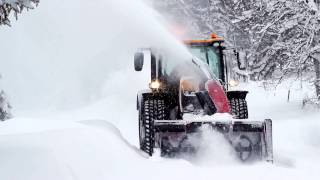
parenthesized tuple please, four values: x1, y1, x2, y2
(0, 0, 320, 179)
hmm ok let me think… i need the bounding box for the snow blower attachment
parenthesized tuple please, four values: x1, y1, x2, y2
(134, 46, 273, 163)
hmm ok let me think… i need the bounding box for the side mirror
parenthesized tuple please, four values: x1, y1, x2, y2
(134, 52, 144, 71)
(235, 50, 246, 70)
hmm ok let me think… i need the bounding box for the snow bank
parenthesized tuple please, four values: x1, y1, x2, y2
(0, 118, 147, 180)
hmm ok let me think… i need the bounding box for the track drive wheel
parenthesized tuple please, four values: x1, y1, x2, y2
(139, 97, 166, 156)
(229, 98, 248, 119)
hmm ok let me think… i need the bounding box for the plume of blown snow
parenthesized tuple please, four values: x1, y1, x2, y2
(0, 0, 191, 114)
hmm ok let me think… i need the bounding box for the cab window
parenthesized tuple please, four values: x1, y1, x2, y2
(188, 46, 221, 79)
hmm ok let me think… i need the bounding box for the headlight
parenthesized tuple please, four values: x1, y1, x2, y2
(229, 79, 239, 87)
(149, 80, 161, 89)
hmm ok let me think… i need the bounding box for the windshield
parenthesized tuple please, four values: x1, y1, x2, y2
(188, 46, 221, 79)
(191, 57, 215, 79)
(159, 54, 214, 90)
(160, 55, 214, 80)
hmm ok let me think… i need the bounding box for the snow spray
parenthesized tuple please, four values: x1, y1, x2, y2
(0, 0, 191, 113)
(180, 125, 239, 166)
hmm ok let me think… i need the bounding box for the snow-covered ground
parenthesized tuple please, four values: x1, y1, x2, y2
(0, 82, 320, 180)
(0, 0, 320, 179)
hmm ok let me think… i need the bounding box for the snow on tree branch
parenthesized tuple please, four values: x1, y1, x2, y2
(151, 0, 320, 100)
(0, 73, 12, 120)
(0, 0, 39, 26)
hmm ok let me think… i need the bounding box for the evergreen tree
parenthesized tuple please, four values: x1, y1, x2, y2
(0, 89, 12, 121)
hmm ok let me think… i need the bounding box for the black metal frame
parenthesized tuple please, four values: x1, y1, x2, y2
(154, 120, 266, 133)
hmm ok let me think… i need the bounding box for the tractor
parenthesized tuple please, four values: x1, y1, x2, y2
(134, 35, 273, 162)
(184, 34, 249, 119)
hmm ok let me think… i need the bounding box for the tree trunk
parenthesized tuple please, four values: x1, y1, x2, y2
(313, 57, 320, 100)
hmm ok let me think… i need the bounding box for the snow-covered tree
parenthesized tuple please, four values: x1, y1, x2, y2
(152, 0, 320, 100)
(0, 0, 39, 26)
(231, 0, 320, 98)
(0, 73, 12, 120)
(0, 89, 12, 121)
(150, 0, 250, 46)
(0, 1, 37, 119)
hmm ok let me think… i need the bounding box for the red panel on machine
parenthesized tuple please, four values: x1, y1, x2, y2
(205, 80, 231, 113)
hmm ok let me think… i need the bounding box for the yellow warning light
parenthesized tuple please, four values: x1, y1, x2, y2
(211, 33, 218, 39)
